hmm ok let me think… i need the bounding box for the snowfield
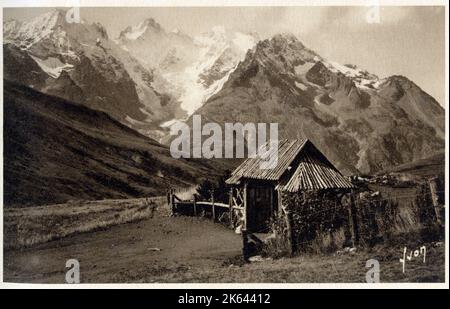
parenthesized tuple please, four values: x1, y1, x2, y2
(29, 55, 74, 78)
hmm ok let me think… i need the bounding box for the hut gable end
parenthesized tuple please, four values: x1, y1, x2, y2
(277, 141, 354, 192)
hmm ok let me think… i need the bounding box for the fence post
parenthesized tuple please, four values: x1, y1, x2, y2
(170, 189, 175, 216)
(428, 177, 442, 225)
(211, 189, 216, 222)
(229, 188, 234, 229)
(284, 209, 295, 256)
(242, 229, 249, 262)
(193, 194, 197, 217)
(243, 183, 248, 231)
(349, 192, 359, 246)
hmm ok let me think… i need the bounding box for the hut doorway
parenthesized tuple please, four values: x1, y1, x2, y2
(247, 185, 276, 233)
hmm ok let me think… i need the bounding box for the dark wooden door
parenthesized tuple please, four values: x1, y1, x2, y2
(247, 186, 273, 233)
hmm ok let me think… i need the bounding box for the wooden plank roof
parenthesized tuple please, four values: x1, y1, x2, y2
(226, 139, 307, 184)
(226, 138, 354, 191)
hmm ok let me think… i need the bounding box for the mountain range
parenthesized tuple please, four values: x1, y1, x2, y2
(3, 8, 445, 181)
(4, 10, 258, 139)
(193, 33, 445, 174)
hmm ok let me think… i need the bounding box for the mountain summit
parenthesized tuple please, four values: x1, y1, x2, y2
(3, 12, 444, 174)
(195, 34, 444, 174)
(118, 17, 165, 41)
(3, 9, 184, 139)
(118, 22, 258, 116)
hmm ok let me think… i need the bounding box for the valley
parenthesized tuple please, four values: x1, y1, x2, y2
(3, 81, 219, 207)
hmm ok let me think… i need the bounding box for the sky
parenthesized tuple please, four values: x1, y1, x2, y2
(3, 6, 446, 105)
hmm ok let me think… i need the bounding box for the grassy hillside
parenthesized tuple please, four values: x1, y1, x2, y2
(4, 197, 166, 249)
(3, 81, 219, 207)
(378, 151, 445, 179)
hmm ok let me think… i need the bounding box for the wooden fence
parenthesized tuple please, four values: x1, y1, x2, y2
(167, 189, 244, 230)
(167, 178, 444, 260)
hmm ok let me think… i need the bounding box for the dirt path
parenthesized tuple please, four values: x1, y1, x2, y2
(4, 202, 444, 283)
(3, 209, 242, 283)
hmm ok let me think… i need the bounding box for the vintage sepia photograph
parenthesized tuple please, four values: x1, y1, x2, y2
(0, 0, 448, 288)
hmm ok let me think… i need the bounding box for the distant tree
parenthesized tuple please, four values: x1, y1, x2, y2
(195, 170, 231, 203)
(214, 170, 231, 203)
(195, 179, 214, 201)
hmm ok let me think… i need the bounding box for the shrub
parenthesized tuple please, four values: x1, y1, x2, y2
(195, 170, 231, 203)
(261, 215, 291, 258)
(354, 194, 398, 246)
(286, 190, 351, 252)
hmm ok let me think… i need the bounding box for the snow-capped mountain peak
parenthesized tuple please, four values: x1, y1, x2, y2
(4, 9, 65, 48)
(117, 22, 258, 118)
(249, 33, 381, 91)
(193, 32, 444, 175)
(119, 18, 163, 41)
(3, 9, 180, 140)
(163, 27, 258, 115)
(3, 19, 22, 38)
